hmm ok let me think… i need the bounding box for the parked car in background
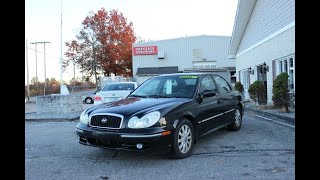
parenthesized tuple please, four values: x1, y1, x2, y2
(76, 73, 244, 159)
(93, 82, 138, 105)
(82, 89, 101, 104)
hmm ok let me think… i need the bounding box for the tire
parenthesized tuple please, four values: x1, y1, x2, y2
(85, 97, 93, 104)
(171, 119, 195, 159)
(228, 106, 242, 131)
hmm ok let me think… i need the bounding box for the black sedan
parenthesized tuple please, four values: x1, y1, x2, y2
(76, 73, 244, 159)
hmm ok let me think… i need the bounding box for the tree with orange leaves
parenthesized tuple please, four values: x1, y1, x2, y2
(64, 8, 136, 86)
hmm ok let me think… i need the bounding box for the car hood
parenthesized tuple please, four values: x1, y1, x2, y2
(86, 97, 191, 118)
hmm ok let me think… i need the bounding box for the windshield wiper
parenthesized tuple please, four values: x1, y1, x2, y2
(147, 95, 172, 98)
(129, 94, 147, 98)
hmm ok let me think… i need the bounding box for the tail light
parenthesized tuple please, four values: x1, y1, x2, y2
(94, 96, 102, 101)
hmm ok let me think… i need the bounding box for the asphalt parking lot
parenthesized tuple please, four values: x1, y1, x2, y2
(25, 110, 295, 180)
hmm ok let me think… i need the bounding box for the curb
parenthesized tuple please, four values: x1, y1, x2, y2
(245, 107, 295, 124)
(24, 112, 80, 122)
(25, 116, 80, 122)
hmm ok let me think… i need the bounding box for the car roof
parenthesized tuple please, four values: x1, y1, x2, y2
(157, 72, 220, 77)
(107, 81, 137, 84)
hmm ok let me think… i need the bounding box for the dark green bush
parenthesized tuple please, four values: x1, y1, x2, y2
(272, 73, 289, 112)
(234, 82, 244, 94)
(248, 81, 265, 104)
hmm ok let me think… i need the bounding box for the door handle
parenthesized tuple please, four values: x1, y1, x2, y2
(217, 99, 223, 104)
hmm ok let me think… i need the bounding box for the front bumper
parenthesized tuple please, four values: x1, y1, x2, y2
(76, 123, 173, 151)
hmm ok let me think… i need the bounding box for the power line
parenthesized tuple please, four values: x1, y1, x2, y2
(25, 47, 68, 61)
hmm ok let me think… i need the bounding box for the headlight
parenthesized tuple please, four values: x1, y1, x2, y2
(80, 111, 89, 125)
(127, 111, 161, 129)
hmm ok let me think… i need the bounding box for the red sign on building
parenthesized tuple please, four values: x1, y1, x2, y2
(133, 46, 158, 56)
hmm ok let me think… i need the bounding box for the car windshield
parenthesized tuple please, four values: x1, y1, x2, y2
(130, 75, 198, 98)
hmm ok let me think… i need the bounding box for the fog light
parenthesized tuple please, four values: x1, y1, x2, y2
(136, 143, 143, 149)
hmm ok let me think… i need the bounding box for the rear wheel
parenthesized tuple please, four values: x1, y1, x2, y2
(171, 119, 194, 159)
(228, 106, 242, 131)
(85, 97, 93, 104)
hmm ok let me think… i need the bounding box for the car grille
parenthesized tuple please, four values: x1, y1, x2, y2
(90, 114, 123, 129)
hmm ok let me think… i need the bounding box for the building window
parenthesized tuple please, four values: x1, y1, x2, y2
(274, 55, 295, 90)
(284, 60, 288, 73)
(230, 71, 236, 84)
(193, 49, 202, 61)
(192, 61, 216, 69)
(279, 62, 283, 73)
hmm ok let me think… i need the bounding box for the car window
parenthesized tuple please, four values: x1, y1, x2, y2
(200, 75, 217, 93)
(212, 75, 231, 94)
(130, 75, 198, 98)
(102, 83, 134, 91)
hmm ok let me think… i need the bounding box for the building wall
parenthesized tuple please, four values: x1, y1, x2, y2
(236, 26, 295, 103)
(132, 35, 232, 76)
(237, 0, 295, 54)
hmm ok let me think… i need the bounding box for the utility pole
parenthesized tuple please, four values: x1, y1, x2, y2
(92, 43, 98, 90)
(30, 41, 50, 95)
(43, 42, 50, 95)
(60, 0, 63, 94)
(30, 42, 38, 80)
(26, 39, 30, 101)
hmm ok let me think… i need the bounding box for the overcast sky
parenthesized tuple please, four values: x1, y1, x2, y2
(25, 0, 238, 85)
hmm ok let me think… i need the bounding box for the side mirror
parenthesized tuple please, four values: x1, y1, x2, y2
(202, 89, 216, 98)
(196, 89, 216, 103)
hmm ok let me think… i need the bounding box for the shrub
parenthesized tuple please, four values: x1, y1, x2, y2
(234, 82, 244, 94)
(248, 81, 265, 104)
(272, 73, 289, 112)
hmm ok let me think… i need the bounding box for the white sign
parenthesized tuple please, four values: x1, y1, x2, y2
(61, 85, 69, 95)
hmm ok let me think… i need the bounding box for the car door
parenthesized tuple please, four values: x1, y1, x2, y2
(211, 75, 237, 124)
(195, 75, 225, 134)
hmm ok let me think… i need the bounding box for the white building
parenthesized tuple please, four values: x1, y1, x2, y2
(229, 0, 295, 104)
(132, 35, 234, 85)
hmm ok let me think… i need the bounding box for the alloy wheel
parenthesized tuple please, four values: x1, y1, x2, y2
(177, 124, 192, 153)
(235, 109, 241, 127)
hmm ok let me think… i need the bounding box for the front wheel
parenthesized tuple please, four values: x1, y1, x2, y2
(228, 106, 242, 131)
(171, 119, 194, 159)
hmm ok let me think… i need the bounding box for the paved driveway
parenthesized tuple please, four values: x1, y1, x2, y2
(25, 111, 295, 180)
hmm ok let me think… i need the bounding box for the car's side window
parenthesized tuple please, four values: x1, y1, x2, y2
(200, 75, 217, 93)
(212, 76, 231, 94)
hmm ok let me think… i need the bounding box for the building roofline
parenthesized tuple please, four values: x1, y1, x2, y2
(228, 0, 257, 57)
(133, 35, 231, 46)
